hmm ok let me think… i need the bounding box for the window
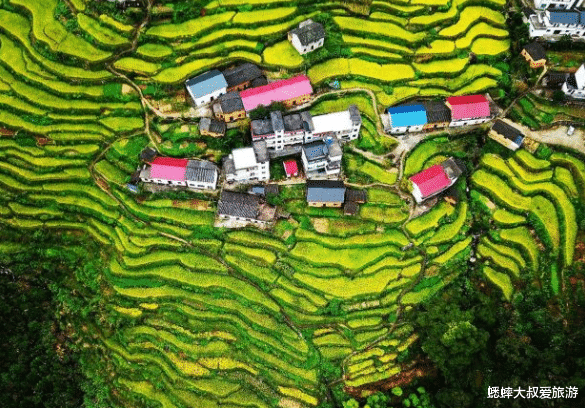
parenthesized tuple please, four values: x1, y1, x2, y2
(554, 30, 561, 34)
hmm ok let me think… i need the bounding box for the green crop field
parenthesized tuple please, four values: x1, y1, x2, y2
(1, 1, 583, 407)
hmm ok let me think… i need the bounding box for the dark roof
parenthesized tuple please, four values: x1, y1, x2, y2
(492, 120, 525, 145)
(218, 91, 244, 113)
(218, 190, 261, 219)
(252, 140, 268, 162)
(199, 117, 226, 135)
(271, 111, 284, 132)
(289, 20, 326, 46)
(441, 158, 465, 179)
(185, 160, 218, 184)
(421, 100, 451, 124)
(303, 140, 328, 161)
(300, 111, 314, 131)
(251, 76, 268, 88)
(567, 73, 578, 89)
(346, 189, 367, 203)
(306, 180, 346, 203)
(344, 201, 359, 215)
(265, 184, 279, 195)
(548, 11, 580, 25)
(545, 71, 569, 88)
(523, 42, 546, 61)
(140, 147, 157, 162)
(349, 104, 361, 125)
(222, 63, 262, 88)
(251, 117, 273, 135)
(283, 113, 304, 132)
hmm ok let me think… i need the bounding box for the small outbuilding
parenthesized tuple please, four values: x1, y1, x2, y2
(199, 117, 227, 137)
(288, 19, 326, 55)
(489, 120, 524, 151)
(521, 42, 546, 69)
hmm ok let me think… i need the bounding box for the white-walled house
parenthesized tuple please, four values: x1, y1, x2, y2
(288, 19, 326, 55)
(250, 106, 361, 151)
(533, 0, 583, 10)
(139, 157, 219, 190)
(185, 70, 228, 107)
(562, 64, 585, 98)
(223, 141, 270, 183)
(529, 10, 585, 39)
(301, 138, 342, 179)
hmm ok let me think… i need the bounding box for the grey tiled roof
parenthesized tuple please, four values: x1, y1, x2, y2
(289, 20, 326, 46)
(283, 113, 304, 132)
(344, 201, 359, 215)
(523, 42, 546, 61)
(441, 158, 465, 179)
(251, 76, 268, 87)
(218, 190, 261, 219)
(222, 156, 235, 174)
(222, 63, 262, 88)
(185, 160, 218, 183)
(306, 180, 346, 203)
(300, 111, 314, 131)
(421, 100, 451, 124)
(200, 117, 226, 135)
(271, 111, 284, 132)
(349, 104, 361, 125)
(492, 120, 524, 144)
(252, 140, 268, 162)
(219, 91, 244, 113)
(346, 189, 367, 203)
(140, 147, 157, 162)
(251, 117, 273, 135)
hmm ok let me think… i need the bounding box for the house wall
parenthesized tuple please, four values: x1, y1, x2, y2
(190, 87, 227, 107)
(423, 121, 449, 130)
(219, 214, 268, 226)
(282, 94, 311, 108)
(449, 117, 490, 127)
(141, 176, 217, 190)
(227, 81, 251, 93)
(200, 129, 223, 137)
(521, 49, 546, 68)
(562, 82, 585, 98)
(225, 162, 270, 183)
(389, 124, 424, 134)
(534, 0, 580, 9)
(215, 108, 246, 123)
(291, 35, 324, 55)
(307, 201, 343, 207)
(529, 18, 585, 38)
(488, 131, 521, 151)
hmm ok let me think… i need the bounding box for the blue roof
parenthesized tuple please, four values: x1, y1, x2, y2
(387, 104, 427, 128)
(549, 11, 580, 25)
(513, 135, 524, 146)
(186, 70, 228, 99)
(306, 181, 346, 203)
(303, 141, 328, 161)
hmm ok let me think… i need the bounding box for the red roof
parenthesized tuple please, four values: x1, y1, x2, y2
(150, 157, 188, 180)
(409, 165, 451, 198)
(446, 95, 490, 121)
(283, 160, 299, 177)
(240, 75, 313, 111)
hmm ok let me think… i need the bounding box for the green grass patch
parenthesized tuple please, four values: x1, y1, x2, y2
(483, 265, 513, 300)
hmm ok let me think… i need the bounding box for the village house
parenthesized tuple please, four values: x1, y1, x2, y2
(199, 117, 226, 137)
(301, 138, 342, 179)
(421, 100, 452, 130)
(306, 180, 346, 207)
(240, 75, 313, 112)
(251, 110, 310, 151)
(213, 91, 246, 122)
(251, 106, 361, 150)
(445, 95, 491, 126)
(217, 190, 276, 227)
(489, 120, 525, 151)
(185, 70, 228, 107)
(521, 42, 547, 68)
(409, 158, 465, 203)
(383, 104, 428, 134)
(534, 0, 583, 9)
(140, 146, 157, 162)
(139, 157, 219, 190)
(221, 63, 263, 93)
(344, 188, 367, 216)
(529, 10, 585, 38)
(223, 141, 270, 183)
(288, 19, 326, 55)
(562, 63, 585, 98)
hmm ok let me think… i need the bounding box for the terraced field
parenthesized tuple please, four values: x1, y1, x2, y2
(0, 1, 571, 407)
